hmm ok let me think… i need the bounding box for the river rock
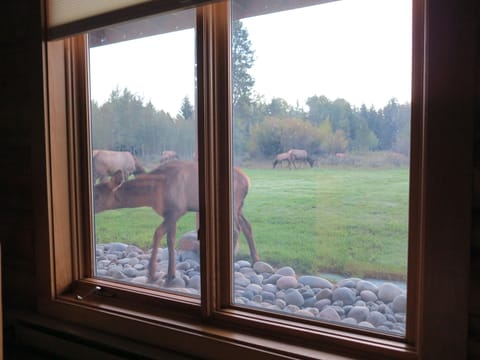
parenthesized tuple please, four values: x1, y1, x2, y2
(332, 287, 356, 305)
(277, 276, 298, 289)
(247, 273, 263, 285)
(318, 307, 341, 322)
(298, 275, 333, 289)
(360, 290, 378, 302)
(123, 266, 138, 277)
(284, 289, 305, 307)
(178, 238, 200, 253)
(342, 317, 357, 325)
(297, 309, 315, 318)
(97, 259, 111, 269)
(253, 261, 274, 274)
(358, 321, 375, 328)
(392, 294, 407, 313)
(134, 263, 145, 270)
(378, 283, 403, 303)
(237, 260, 252, 268)
(348, 306, 370, 323)
(356, 280, 379, 293)
(316, 288, 332, 300)
(366, 311, 387, 327)
(107, 242, 129, 252)
(168, 277, 186, 288)
(261, 291, 275, 303)
(314, 298, 332, 310)
(336, 278, 361, 288)
(276, 266, 296, 276)
(246, 283, 263, 295)
(263, 274, 282, 285)
(131, 276, 148, 284)
(285, 305, 300, 314)
(188, 275, 201, 290)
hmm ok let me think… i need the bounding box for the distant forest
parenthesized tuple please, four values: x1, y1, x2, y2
(90, 88, 410, 160)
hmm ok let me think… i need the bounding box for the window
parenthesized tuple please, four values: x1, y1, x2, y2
(39, 0, 471, 358)
(89, 8, 200, 297)
(230, 0, 411, 337)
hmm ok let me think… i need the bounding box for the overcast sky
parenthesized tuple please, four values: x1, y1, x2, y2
(89, 0, 411, 115)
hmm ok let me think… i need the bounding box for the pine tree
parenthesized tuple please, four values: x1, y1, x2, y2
(179, 95, 194, 120)
(232, 20, 255, 109)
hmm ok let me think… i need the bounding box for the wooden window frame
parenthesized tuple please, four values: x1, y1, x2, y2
(34, 0, 474, 359)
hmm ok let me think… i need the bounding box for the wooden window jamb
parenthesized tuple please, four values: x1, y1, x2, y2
(196, 1, 232, 319)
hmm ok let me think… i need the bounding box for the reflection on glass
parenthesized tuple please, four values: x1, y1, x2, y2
(231, 0, 411, 336)
(89, 9, 200, 297)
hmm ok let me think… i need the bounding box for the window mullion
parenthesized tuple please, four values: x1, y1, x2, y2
(212, 1, 233, 311)
(197, 1, 232, 319)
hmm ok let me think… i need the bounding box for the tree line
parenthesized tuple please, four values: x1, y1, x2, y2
(91, 88, 196, 160)
(235, 95, 410, 159)
(91, 87, 410, 161)
(91, 20, 410, 161)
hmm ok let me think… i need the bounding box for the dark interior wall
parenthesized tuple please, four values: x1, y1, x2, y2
(1, 1, 43, 357)
(471, 6, 480, 355)
(0, 0, 479, 358)
(0, 1, 41, 312)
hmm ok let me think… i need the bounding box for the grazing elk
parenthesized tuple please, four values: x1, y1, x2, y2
(93, 160, 259, 283)
(92, 149, 146, 183)
(272, 152, 293, 169)
(288, 149, 314, 168)
(159, 150, 179, 164)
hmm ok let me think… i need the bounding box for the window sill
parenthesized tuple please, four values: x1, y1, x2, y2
(8, 310, 362, 359)
(31, 290, 417, 360)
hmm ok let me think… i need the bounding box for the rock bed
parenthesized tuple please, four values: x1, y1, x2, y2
(96, 238, 406, 335)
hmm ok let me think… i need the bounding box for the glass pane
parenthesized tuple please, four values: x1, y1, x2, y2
(89, 9, 200, 297)
(231, 0, 411, 336)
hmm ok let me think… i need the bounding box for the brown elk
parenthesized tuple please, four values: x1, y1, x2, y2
(93, 160, 259, 283)
(92, 149, 146, 183)
(159, 150, 179, 164)
(272, 152, 292, 169)
(288, 149, 314, 168)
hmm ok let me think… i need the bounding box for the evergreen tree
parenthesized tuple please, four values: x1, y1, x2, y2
(232, 20, 255, 109)
(179, 95, 194, 121)
(232, 20, 256, 157)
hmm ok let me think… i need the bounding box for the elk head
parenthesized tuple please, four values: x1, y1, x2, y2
(93, 170, 124, 213)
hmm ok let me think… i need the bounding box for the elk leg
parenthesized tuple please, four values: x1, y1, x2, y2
(165, 218, 178, 282)
(232, 217, 240, 257)
(238, 212, 260, 263)
(148, 222, 168, 282)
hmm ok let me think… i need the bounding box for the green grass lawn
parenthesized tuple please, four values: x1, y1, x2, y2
(94, 166, 409, 280)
